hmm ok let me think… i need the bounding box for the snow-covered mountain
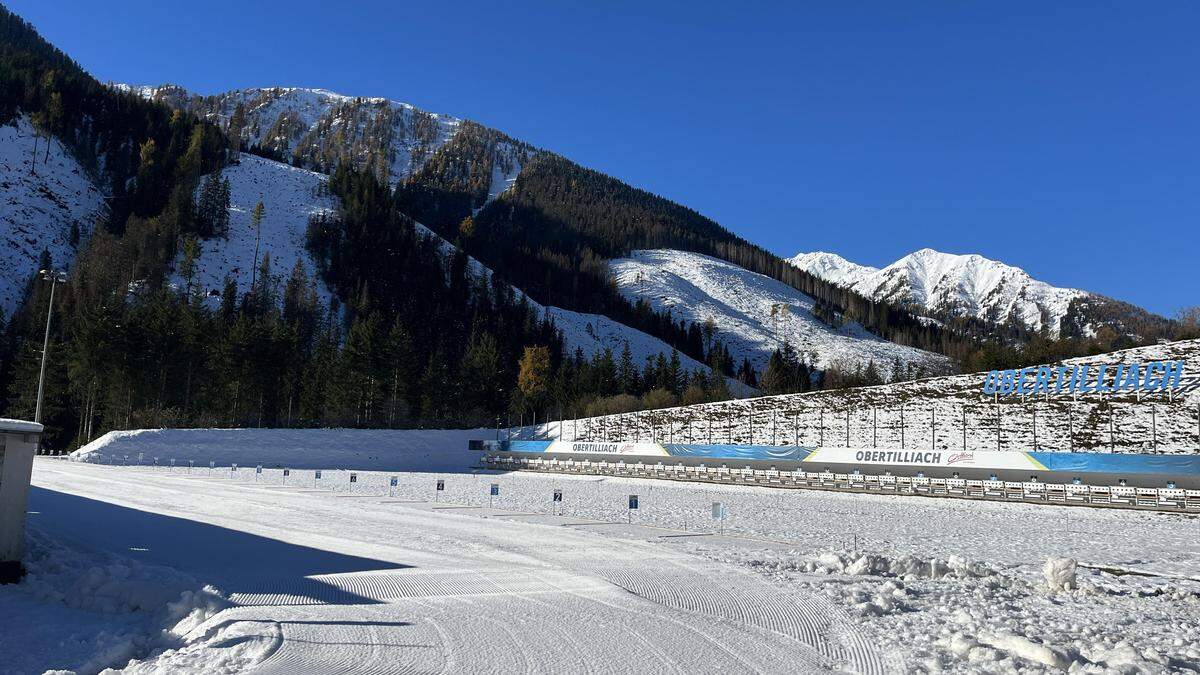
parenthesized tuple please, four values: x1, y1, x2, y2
(114, 84, 532, 198)
(0, 116, 105, 319)
(789, 248, 1092, 337)
(610, 250, 950, 375)
(179, 153, 754, 395)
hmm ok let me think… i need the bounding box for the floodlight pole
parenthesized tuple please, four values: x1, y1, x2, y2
(34, 270, 66, 425)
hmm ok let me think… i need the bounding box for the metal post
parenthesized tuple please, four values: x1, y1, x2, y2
(845, 409, 850, 447)
(1109, 405, 1115, 452)
(772, 410, 777, 445)
(900, 404, 905, 449)
(34, 271, 64, 425)
(794, 411, 799, 446)
(819, 408, 824, 446)
(1152, 405, 1157, 453)
(961, 405, 966, 452)
(931, 409, 936, 450)
(747, 404, 753, 444)
(872, 407, 877, 448)
(1032, 407, 1037, 450)
(1068, 403, 1073, 452)
(996, 399, 1001, 451)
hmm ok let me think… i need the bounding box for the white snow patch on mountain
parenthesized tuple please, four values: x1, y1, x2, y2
(0, 116, 105, 318)
(407, 225, 754, 396)
(790, 248, 1090, 337)
(610, 250, 948, 375)
(787, 251, 877, 287)
(169, 153, 337, 308)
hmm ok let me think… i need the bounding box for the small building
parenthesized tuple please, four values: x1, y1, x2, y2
(0, 418, 42, 583)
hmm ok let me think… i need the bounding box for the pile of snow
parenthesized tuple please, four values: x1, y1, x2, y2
(610, 249, 949, 374)
(1043, 557, 1078, 593)
(0, 529, 231, 674)
(789, 248, 1089, 337)
(0, 115, 105, 317)
(70, 427, 489, 471)
(170, 153, 337, 307)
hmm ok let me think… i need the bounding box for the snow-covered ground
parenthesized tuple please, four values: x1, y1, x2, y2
(789, 248, 1090, 337)
(0, 115, 105, 318)
(169, 153, 337, 307)
(540, 339, 1200, 454)
(16, 443, 1200, 674)
(70, 427, 487, 471)
(610, 249, 950, 374)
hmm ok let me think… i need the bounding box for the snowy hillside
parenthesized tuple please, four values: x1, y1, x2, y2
(171, 153, 337, 307)
(115, 84, 533, 196)
(0, 116, 105, 318)
(407, 225, 755, 396)
(789, 248, 1089, 337)
(553, 338, 1200, 455)
(183, 154, 749, 394)
(610, 250, 949, 375)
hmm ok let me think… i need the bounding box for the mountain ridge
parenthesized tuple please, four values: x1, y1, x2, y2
(789, 247, 1167, 339)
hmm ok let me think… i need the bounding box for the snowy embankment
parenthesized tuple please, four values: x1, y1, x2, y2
(70, 427, 489, 471)
(552, 339, 1200, 454)
(610, 249, 950, 374)
(0, 115, 105, 317)
(0, 528, 236, 675)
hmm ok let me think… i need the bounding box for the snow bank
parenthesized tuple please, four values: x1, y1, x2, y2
(1043, 557, 1077, 592)
(70, 427, 490, 471)
(1, 529, 230, 674)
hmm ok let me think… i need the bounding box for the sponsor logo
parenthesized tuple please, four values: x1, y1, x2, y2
(569, 442, 638, 454)
(854, 450, 942, 464)
(946, 452, 975, 466)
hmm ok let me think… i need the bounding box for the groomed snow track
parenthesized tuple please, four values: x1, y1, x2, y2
(29, 461, 891, 674)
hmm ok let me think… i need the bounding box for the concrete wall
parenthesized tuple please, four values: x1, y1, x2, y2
(0, 420, 41, 581)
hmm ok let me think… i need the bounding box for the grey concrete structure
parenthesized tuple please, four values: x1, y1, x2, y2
(0, 418, 42, 583)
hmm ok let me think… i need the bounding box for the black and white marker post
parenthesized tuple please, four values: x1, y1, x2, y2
(627, 494, 639, 523)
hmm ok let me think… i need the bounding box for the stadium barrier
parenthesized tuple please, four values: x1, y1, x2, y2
(474, 439, 1200, 513)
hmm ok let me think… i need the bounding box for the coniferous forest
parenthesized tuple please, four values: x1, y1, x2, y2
(0, 5, 1192, 453)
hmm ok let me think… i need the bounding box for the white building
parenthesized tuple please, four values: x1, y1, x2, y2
(0, 418, 42, 583)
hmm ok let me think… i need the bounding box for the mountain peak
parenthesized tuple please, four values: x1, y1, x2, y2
(791, 247, 1090, 336)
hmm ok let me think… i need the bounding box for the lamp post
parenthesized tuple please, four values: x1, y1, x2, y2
(34, 269, 68, 427)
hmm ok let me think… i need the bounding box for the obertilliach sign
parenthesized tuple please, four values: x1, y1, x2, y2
(982, 360, 1184, 397)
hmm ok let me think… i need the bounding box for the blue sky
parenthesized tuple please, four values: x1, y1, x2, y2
(11, 1, 1198, 315)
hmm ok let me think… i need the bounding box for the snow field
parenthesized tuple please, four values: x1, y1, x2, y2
(26, 460, 887, 674)
(50, 460, 1200, 673)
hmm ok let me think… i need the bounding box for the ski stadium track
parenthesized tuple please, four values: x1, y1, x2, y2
(29, 462, 888, 674)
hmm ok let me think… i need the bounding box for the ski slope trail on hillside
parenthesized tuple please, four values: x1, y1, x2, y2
(611, 250, 949, 374)
(28, 461, 883, 674)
